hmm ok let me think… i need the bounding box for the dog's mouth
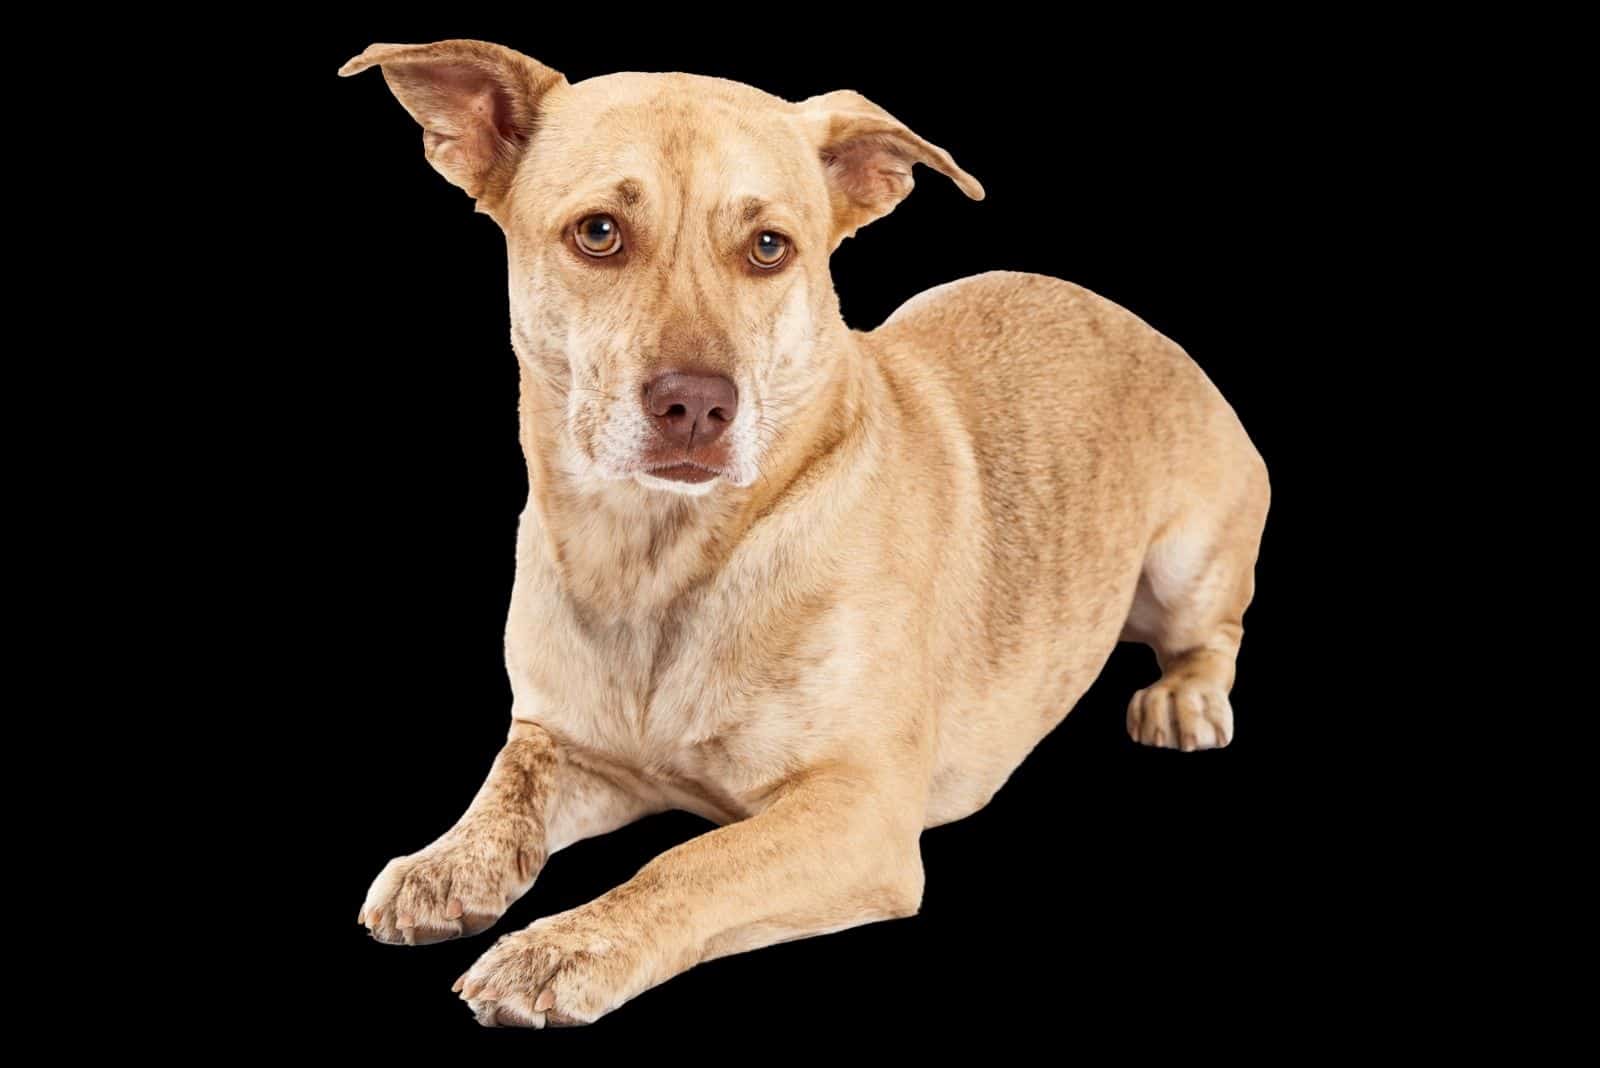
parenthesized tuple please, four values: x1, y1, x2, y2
(642, 461, 722, 485)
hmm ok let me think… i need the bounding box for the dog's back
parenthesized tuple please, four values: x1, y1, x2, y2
(876, 270, 1264, 522)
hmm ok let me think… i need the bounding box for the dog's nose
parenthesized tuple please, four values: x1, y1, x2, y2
(644, 372, 738, 449)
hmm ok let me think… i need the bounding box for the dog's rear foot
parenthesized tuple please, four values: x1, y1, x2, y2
(1127, 680, 1233, 751)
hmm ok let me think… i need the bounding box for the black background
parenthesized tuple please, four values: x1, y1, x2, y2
(241, 16, 1378, 1052)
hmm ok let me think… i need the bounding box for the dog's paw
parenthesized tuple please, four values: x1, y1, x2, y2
(360, 833, 542, 946)
(455, 909, 646, 1027)
(1127, 680, 1234, 751)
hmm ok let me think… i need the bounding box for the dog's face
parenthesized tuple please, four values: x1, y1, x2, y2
(341, 40, 981, 496)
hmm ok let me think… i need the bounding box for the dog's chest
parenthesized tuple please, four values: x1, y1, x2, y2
(509, 598, 832, 820)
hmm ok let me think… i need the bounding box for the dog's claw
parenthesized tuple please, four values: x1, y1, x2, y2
(534, 988, 556, 1012)
(445, 898, 464, 920)
(452, 974, 467, 993)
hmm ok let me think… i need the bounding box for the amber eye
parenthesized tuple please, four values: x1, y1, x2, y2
(575, 214, 622, 257)
(749, 231, 789, 269)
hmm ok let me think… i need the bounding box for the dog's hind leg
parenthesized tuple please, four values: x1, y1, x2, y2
(1121, 461, 1269, 751)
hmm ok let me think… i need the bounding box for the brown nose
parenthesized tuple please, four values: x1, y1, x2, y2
(644, 372, 738, 449)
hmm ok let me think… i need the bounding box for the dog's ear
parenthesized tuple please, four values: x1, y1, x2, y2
(339, 40, 565, 208)
(796, 90, 984, 246)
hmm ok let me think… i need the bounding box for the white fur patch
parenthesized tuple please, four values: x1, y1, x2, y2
(634, 471, 720, 496)
(588, 396, 654, 481)
(1144, 533, 1204, 606)
(771, 276, 812, 368)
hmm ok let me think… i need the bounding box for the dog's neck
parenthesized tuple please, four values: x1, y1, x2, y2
(515, 317, 872, 627)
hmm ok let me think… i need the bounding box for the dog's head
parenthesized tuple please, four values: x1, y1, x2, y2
(341, 40, 982, 495)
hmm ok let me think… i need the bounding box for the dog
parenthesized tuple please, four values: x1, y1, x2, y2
(342, 38, 1270, 1028)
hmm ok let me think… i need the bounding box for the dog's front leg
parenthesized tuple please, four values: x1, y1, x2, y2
(454, 764, 924, 1027)
(359, 721, 555, 944)
(361, 720, 662, 945)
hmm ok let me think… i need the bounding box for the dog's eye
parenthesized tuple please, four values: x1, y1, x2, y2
(575, 214, 622, 257)
(749, 231, 789, 269)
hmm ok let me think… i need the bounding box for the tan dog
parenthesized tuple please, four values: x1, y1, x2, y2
(342, 38, 1270, 1028)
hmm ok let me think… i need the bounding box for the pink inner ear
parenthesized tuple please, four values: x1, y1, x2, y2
(410, 62, 525, 143)
(825, 137, 914, 210)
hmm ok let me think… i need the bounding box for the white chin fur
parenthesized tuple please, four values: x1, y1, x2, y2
(633, 471, 721, 496)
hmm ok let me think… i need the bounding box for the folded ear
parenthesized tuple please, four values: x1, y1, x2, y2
(339, 40, 566, 207)
(796, 90, 984, 246)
